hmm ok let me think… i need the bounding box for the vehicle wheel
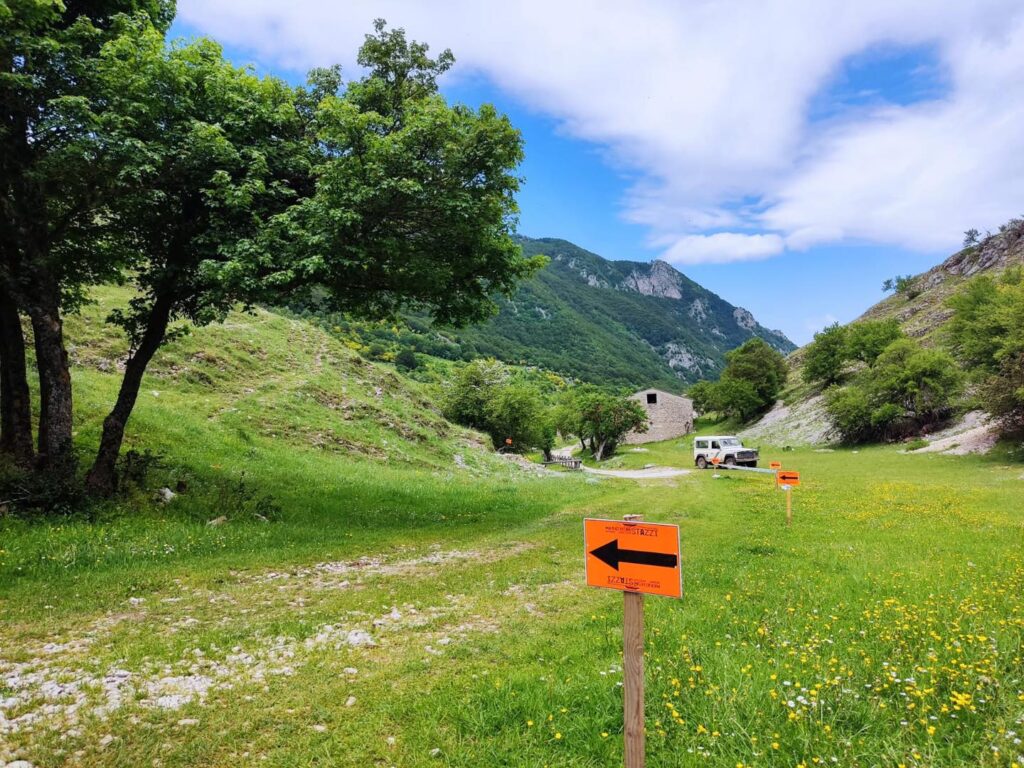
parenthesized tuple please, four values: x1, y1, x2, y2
(724, 455, 736, 466)
(696, 456, 707, 470)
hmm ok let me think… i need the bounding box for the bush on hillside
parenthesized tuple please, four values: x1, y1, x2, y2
(394, 348, 419, 370)
(946, 268, 1024, 432)
(802, 323, 848, 385)
(441, 359, 558, 455)
(803, 319, 905, 387)
(845, 319, 904, 366)
(825, 338, 962, 443)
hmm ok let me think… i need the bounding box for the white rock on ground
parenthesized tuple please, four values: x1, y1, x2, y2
(911, 410, 999, 455)
(740, 395, 837, 446)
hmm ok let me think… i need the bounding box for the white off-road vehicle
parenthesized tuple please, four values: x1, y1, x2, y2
(693, 436, 759, 469)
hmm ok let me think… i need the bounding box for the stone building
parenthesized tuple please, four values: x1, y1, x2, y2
(623, 388, 695, 444)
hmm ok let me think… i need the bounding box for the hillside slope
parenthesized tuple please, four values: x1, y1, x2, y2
(743, 221, 1024, 446)
(447, 236, 794, 388)
(63, 286, 511, 476)
(857, 221, 1024, 342)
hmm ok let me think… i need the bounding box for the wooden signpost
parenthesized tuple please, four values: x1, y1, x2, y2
(777, 470, 800, 526)
(585, 516, 682, 768)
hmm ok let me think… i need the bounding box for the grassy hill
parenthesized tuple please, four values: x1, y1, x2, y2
(2, 289, 1024, 767)
(300, 236, 795, 392)
(61, 286, 509, 478)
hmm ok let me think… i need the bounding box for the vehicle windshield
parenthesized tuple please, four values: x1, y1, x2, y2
(721, 438, 741, 447)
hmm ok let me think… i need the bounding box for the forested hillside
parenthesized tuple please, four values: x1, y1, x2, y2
(302, 237, 794, 390)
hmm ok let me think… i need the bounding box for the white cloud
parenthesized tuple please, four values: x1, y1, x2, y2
(177, 0, 1024, 264)
(659, 233, 785, 265)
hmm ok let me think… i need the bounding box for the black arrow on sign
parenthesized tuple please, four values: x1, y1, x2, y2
(589, 539, 677, 571)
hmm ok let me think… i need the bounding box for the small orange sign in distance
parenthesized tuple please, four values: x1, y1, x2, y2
(769, 461, 782, 470)
(584, 518, 682, 599)
(710, 456, 721, 465)
(777, 470, 801, 487)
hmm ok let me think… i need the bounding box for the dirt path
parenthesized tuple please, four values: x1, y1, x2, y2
(581, 465, 691, 479)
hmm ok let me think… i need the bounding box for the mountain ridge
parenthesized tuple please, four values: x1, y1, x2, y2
(442, 235, 794, 389)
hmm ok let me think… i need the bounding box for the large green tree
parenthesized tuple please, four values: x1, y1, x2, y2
(574, 390, 647, 461)
(82, 25, 317, 493)
(694, 337, 788, 421)
(946, 268, 1024, 431)
(1, 0, 174, 473)
(802, 322, 848, 386)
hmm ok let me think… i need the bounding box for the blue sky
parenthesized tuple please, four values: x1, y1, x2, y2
(170, 3, 1024, 344)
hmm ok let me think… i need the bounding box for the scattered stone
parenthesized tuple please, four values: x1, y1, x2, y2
(312, 724, 327, 733)
(8, 761, 35, 768)
(128, 597, 145, 606)
(207, 516, 228, 527)
(177, 718, 199, 727)
(99, 734, 116, 748)
(345, 696, 357, 708)
(156, 487, 176, 504)
(342, 667, 358, 676)
(430, 748, 442, 757)
(386, 736, 396, 747)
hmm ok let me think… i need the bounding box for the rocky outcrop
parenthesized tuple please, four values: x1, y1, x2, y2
(733, 307, 757, 331)
(623, 260, 683, 299)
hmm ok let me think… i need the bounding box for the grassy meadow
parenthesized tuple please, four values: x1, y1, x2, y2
(2, 293, 1024, 767)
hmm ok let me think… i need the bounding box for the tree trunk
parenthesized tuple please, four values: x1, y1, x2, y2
(28, 291, 75, 476)
(86, 297, 172, 496)
(542, 447, 553, 462)
(594, 439, 607, 462)
(579, 437, 586, 451)
(0, 288, 35, 466)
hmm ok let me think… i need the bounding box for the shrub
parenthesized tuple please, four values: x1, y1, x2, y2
(395, 349, 419, 370)
(947, 268, 1024, 431)
(825, 338, 962, 443)
(802, 323, 848, 385)
(845, 319, 904, 366)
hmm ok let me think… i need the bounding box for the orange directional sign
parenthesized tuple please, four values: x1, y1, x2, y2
(769, 461, 782, 470)
(710, 456, 721, 465)
(777, 470, 801, 487)
(584, 519, 682, 598)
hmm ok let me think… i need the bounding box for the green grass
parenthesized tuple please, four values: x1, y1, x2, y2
(1, 295, 1023, 767)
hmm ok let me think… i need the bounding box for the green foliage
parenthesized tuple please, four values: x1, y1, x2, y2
(487, 382, 548, 453)
(440, 359, 554, 452)
(687, 380, 716, 414)
(825, 338, 962, 443)
(882, 274, 922, 299)
(845, 319, 904, 366)
(394, 349, 419, 371)
(244, 26, 537, 327)
(97, 23, 312, 339)
(947, 268, 1024, 430)
(802, 319, 905, 390)
(689, 338, 787, 422)
(802, 323, 848, 385)
(573, 390, 648, 460)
